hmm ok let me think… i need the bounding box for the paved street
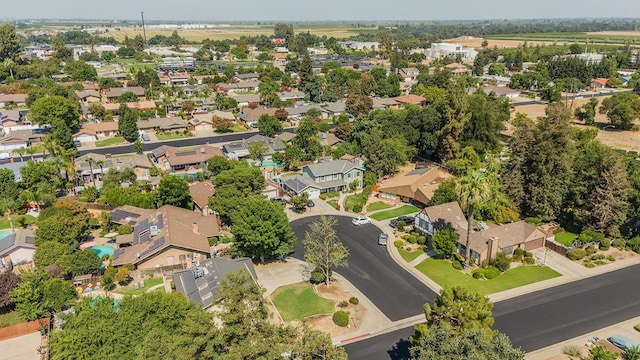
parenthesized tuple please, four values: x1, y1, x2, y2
(290, 216, 437, 321)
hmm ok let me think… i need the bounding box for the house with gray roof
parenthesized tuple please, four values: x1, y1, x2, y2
(173, 257, 256, 308)
(0, 228, 36, 271)
(222, 134, 285, 161)
(283, 104, 329, 119)
(283, 157, 364, 198)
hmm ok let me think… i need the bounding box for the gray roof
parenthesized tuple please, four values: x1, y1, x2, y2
(0, 160, 29, 182)
(229, 93, 260, 103)
(137, 117, 187, 131)
(283, 176, 315, 193)
(304, 159, 362, 178)
(0, 228, 36, 256)
(173, 257, 256, 308)
(323, 100, 346, 114)
(423, 201, 468, 235)
(284, 104, 327, 117)
(246, 134, 285, 153)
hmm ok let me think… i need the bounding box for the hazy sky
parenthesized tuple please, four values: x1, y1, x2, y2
(3, 0, 639, 21)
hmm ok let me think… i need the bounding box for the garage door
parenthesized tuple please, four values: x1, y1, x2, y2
(524, 238, 545, 251)
(306, 189, 321, 199)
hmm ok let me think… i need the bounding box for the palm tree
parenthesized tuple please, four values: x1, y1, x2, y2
(25, 147, 36, 161)
(14, 147, 26, 162)
(456, 171, 491, 268)
(95, 159, 105, 178)
(85, 156, 96, 187)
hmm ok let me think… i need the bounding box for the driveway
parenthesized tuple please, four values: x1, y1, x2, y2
(290, 215, 437, 321)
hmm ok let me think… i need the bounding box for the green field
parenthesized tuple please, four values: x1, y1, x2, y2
(415, 259, 561, 295)
(486, 31, 640, 44)
(0, 215, 37, 230)
(115, 277, 164, 296)
(270, 283, 336, 322)
(370, 205, 420, 221)
(96, 136, 126, 147)
(366, 201, 393, 213)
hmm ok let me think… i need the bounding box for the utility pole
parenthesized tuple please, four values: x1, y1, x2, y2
(140, 11, 148, 48)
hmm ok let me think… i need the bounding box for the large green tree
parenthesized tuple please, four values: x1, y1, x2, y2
(35, 199, 92, 246)
(461, 90, 509, 155)
(432, 228, 459, 258)
(11, 269, 76, 321)
(117, 104, 140, 143)
(456, 171, 491, 268)
(0, 24, 20, 62)
(599, 92, 640, 130)
(155, 175, 193, 209)
(230, 197, 295, 262)
(302, 216, 349, 285)
(30, 96, 80, 151)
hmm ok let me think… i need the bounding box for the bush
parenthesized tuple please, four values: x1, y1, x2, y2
(585, 244, 597, 256)
(612, 239, 626, 250)
(349, 297, 359, 305)
(472, 268, 485, 279)
(562, 344, 583, 357)
(567, 248, 587, 260)
(492, 252, 511, 272)
(522, 257, 536, 265)
(584, 262, 595, 268)
(452, 261, 463, 270)
(594, 260, 606, 266)
(524, 217, 542, 226)
(319, 193, 328, 200)
(480, 259, 489, 268)
(117, 224, 133, 235)
(401, 234, 410, 240)
(607, 255, 616, 262)
(332, 311, 350, 327)
(513, 248, 525, 257)
(524, 251, 533, 258)
(416, 236, 426, 245)
(352, 203, 363, 213)
(590, 254, 605, 260)
(453, 253, 465, 263)
(393, 240, 404, 248)
(635, 324, 640, 332)
(406, 235, 417, 244)
(599, 238, 611, 251)
(484, 266, 500, 279)
(310, 267, 332, 284)
(627, 237, 640, 253)
(337, 300, 349, 308)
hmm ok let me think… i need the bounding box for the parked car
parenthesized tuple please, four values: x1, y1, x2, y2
(270, 197, 287, 205)
(307, 199, 315, 207)
(378, 233, 388, 246)
(352, 216, 371, 226)
(0, 152, 11, 160)
(390, 215, 415, 228)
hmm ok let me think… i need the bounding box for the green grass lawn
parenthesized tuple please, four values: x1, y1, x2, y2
(370, 205, 420, 221)
(270, 283, 336, 322)
(230, 124, 248, 132)
(96, 136, 126, 147)
(366, 201, 392, 213)
(398, 247, 424, 263)
(415, 259, 561, 295)
(344, 193, 369, 212)
(156, 132, 190, 140)
(114, 277, 164, 296)
(555, 232, 578, 247)
(326, 199, 338, 209)
(0, 215, 36, 230)
(0, 310, 23, 328)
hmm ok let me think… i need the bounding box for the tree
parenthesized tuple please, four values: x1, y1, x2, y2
(302, 216, 349, 285)
(587, 153, 629, 236)
(207, 156, 233, 177)
(293, 117, 322, 161)
(115, 267, 131, 284)
(258, 80, 279, 106)
(298, 54, 313, 91)
(290, 193, 309, 213)
(117, 91, 139, 103)
(11, 269, 76, 321)
(33, 241, 74, 269)
(410, 325, 525, 360)
(345, 93, 373, 117)
(540, 85, 562, 102)
(437, 84, 470, 161)
(365, 134, 415, 177)
(257, 114, 283, 137)
(456, 171, 491, 268)
(432, 228, 459, 258)
(62, 250, 103, 277)
(156, 175, 193, 209)
(599, 92, 640, 130)
(0, 168, 20, 211)
(36, 200, 92, 246)
(134, 139, 143, 154)
(118, 104, 140, 143)
(30, 96, 80, 151)
(0, 271, 20, 309)
(0, 24, 20, 62)
(248, 142, 269, 161)
(230, 197, 295, 262)
(211, 115, 233, 132)
(574, 98, 599, 125)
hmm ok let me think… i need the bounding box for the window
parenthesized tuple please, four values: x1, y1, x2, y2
(333, 174, 339, 180)
(347, 172, 351, 179)
(503, 246, 514, 255)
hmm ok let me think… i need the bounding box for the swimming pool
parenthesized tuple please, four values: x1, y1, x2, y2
(260, 161, 283, 167)
(0, 230, 13, 241)
(90, 245, 115, 259)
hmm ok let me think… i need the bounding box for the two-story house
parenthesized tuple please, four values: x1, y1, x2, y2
(283, 157, 365, 198)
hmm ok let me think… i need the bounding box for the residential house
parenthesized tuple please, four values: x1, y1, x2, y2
(318, 132, 341, 147)
(0, 94, 27, 108)
(233, 72, 260, 82)
(478, 85, 521, 99)
(0, 110, 24, 128)
(151, 144, 223, 172)
(102, 87, 146, 103)
(591, 78, 609, 89)
(426, 43, 477, 61)
(229, 93, 261, 108)
(337, 41, 380, 51)
(414, 201, 468, 239)
(173, 257, 256, 308)
(72, 129, 98, 144)
(377, 164, 452, 206)
(222, 134, 285, 160)
(0, 130, 45, 152)
(277, 91, 305, 102)
(181, 84, 209, 97)
(283, 157, 365, 198)
(372, 98, 400, 110)
(82, 121, 120, 138)
(168, 72, 190, 86)
(137, 117, 188, 133)
(217, 81, 260, 93)
(76, 152, 155, 182)
(0, 228, 36, 271)
(75, 90, 101, 105)
(189, 110, 236, 132)
(240, 107, 277, 126)
(445, 62, 473, 76)
(283, 104, 328, 120)
(189, 180, 216, 216)
(392, 94, 426, 107)
(110, 205, 218, 270)
(103, 100, 157, 114)
(276, 132, 296, 143)
(397, 67, 419, 82)
(323, 100, 346, 116)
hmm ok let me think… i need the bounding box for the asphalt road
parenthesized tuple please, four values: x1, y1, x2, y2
(289, 216, 437, 321)
(344, 264, 640, 359)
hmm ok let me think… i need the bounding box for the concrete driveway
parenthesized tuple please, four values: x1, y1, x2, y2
(0, 332, 41, 360)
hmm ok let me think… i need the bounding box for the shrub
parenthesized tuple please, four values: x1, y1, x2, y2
(406, 235, 417, 244)
(337, 300, 349, 308)
(599, 238, 611, 251)
(349, 297, 359, 305)
(319, 193, 328, 200)
(332, 311, 350, 327)
(522, 257, 536, 265)
(484, 266, 500, 279)
(480, 259, 489, 268)
(567, 248, 587, 261)
(524, 217, 542, 226)
(117, 224, 133, 235)
(401, 234, 410, 240)
(585, 245, 597, 256)
(628, 237, 640, 253)
(607, 255, 616, 262)
(513, 248, 525, 257)
(310, 267, 332, 284)
(612, 239, 626, 250)
(393, 240, 404, 248)
(562, 344, 583, 357)
(524, 251, 533, 258)
(584, 262, 596, 268)
(635, 324, 640, 332)
(472, 268, 485, 279)
(594, 260, 606, 265)
(352, 203, 363, 213)
(492, 252, 511, 272)
(451, 261, 463, 270)
(452, 253, 465, 263)
(416, 236, 426, 245)
(590, 254, 606, 261)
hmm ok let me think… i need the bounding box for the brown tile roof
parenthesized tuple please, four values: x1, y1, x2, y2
(103, 86, 146, 98)
(153, 145, 223, 168)
(82, 121, 119, 133)
(241, 107, 278, 122)
(378, 165, 452, 205)
(392, 94, 426, 105)
(189, 181, 215, 209)
(0, 94, 27, 103)
(111, 205, 217, 267)
(103, 101, 156, 111)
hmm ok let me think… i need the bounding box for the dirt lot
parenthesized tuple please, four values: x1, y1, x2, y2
(445, 36, 552, 49)
(586, 30, 640, 37)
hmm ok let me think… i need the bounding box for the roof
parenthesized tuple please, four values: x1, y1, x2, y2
(189, 181, 215, 209)
(151, 144, 223, 167)
(318, 132, 341, 147)
(465, 221, 547, 254)
(245, 134, 285, 153)
(137, 116, 187, 131)
(103, 101, 156, 111)
(276, 132, 296, 142)
(278, 91, 305, 100)
(211, 110, 236, 121)
(378, 164, 452, 205)
(173, 257, 256, 308)
(479, 85, 520, 96)
(392, 94, 426, 105)
(0, 228, 36, 256)
(303, 159, 363, 178)
(422, 201, 468, 238)
(240, 107, 277, 122)
(593, 78, 608, 86)
(323, 100, 346, 113)
(372, 97, 399, 109)
(103, 86, 146, 98)
(229, 93, 261, 104)
(111, 205, 218, 266)
(75, 90, 100, 99)
(82, 121, 119, 133)
(283, 176, 318, 193)
(218, 81, 260, 91)
(284, 104, 327, 117)
(0, 94, 27, 103)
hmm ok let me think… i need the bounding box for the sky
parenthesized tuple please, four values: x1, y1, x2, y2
(3, 0, 639, 21)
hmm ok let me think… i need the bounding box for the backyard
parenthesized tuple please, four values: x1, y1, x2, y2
(370, 205, 420, 221)
(114, 277, 164, 296)
(555, 231, 578, 247)
(96, 136, 126, 147)
(0, 215, 36, 230)
(270, 283, 336, 322)
(415, 259, 561, 295)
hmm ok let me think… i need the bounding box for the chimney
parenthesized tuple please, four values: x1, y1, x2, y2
(200, 147, 205, 154)
(192, 222, 199, 234)
(487, 237, 499, 264)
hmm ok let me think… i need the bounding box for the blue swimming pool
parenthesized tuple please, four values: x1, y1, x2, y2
(90, 245, 115, 259)
(260, 161, 283, 167)
(0, 230, 13, 240)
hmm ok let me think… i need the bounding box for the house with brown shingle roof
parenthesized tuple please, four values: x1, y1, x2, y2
(110, 205, 217, 270)
(392, 94, 426, 107)
(377, 164, 452, 206)
(189, 180, 216, 216)
(82, 121, 120, 138)
(0, 94, 27, 108)
(414, 201, 468, 239)
(102, 86, 146, 103)
(150, 144, 223, 172)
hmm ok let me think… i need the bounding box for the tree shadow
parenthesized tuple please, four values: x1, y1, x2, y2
(387, 337, 411, 360)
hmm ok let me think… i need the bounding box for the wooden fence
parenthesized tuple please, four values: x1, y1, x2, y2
(546, 240, 569, 256)
(0, 318, 48, 341)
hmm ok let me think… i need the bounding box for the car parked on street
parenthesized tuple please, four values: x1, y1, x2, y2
(352, 216, 371, 226)
(270, 197, 287, 205)
(378, 233, 388, 246)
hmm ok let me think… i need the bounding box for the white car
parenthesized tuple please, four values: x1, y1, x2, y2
(352, 216, 371, 226)
(0, 152, 11, 160)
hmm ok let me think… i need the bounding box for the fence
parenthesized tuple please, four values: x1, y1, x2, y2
(0, 318, 48, 341)
(77, 202, 114, 211)
(546, 240, 568, 256)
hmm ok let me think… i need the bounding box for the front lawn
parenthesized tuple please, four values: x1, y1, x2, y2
(398, 247, 424, 263)
(366, 201, 392, 213)
(156, 132, 191, 140)
(270, 283, 336, 322)
(114, 277, 164, 296)
(370, 205, 420, 221)
(344, 193, 369, 213)
(326, 199, 338, 209)
(0, 215, 36, 230)
(555, 231, 578, 247)
(96, 136, 126, 147)
(231, 124, 249, 132)
(415, 259, 561, 295)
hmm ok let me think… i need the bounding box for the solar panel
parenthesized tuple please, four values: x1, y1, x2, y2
(176, 150, 197, 156)
(139, 231, 149, 243)
(113, 248, 125, 259)
(157, 214, 163, 229)
(25, 236, 35, 244)
(133, 231, 139, 245)
(147, 237, 165, 252)
(111, 209, 141, 223)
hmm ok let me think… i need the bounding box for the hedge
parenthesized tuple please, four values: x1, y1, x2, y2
(472, 268, 485, 279)
(332, 311, 350, 327)
(394, 240, 404, 248)
(484, 266, 500, 279)
(452, 261, 463, 270)
(567, 248, 587, 261)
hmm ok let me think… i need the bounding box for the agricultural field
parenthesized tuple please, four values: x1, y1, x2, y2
(484, 31, 640, 46)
